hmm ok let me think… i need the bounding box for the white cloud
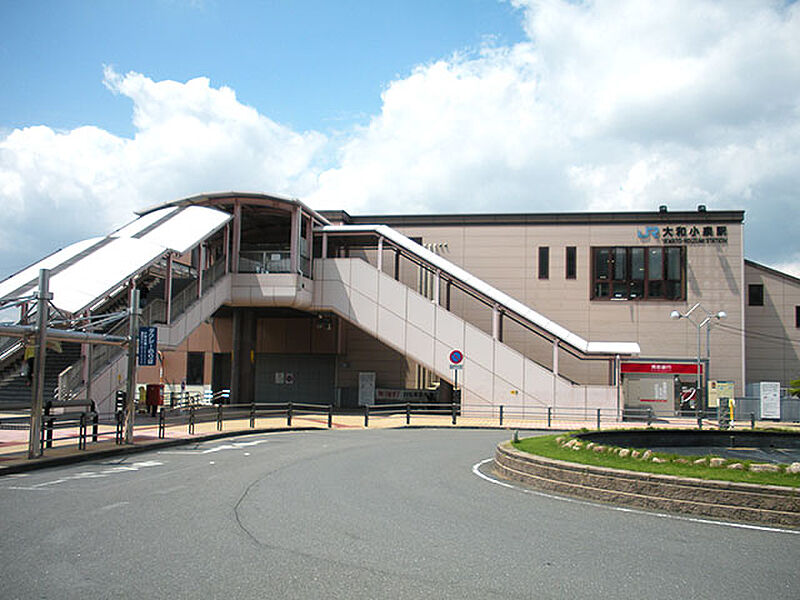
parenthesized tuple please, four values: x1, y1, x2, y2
(1, 0, 799, 279)
(0, 67, 325, 276)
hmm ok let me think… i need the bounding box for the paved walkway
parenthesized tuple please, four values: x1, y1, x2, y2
(1, 409, 797, 474)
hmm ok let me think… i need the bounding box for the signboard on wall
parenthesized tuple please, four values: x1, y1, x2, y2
(708, 380, 735, 408)
(621, 362, 701, 375)
(359, 372, 376, 407)
(759, 381, 781, 419)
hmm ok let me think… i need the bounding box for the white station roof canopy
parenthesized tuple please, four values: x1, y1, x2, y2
(0, 205, 231, 316)
(321, 224, 641, 356)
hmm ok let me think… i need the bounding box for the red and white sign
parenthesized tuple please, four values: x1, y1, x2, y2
(621, 362, 702, 375)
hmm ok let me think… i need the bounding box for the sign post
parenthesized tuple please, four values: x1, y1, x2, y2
(449, 349, 464, 392)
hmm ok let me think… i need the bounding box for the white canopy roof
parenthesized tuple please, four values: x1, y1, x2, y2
(0, 206, 231, 316)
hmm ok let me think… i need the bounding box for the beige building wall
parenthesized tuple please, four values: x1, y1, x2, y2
(744, 261, 800, 387)
(372, 214, 746, 393)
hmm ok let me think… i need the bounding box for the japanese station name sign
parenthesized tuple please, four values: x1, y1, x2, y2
(636, 225, 728, 245)
(137, 326, 158, 366)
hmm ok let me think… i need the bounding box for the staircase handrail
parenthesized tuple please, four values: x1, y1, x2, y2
(319, 224, 640, 357)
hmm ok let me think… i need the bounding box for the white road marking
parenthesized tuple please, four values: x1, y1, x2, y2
(99, 501, 130, 511)
(2, 460, 163, 491)
(472, 458, 800, 536)
(159, 438, 273, 455)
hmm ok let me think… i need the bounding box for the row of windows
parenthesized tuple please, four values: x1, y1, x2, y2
(538, 246, 576, 280)
(536, 246, 686, 301)
(749, 284, 800, 328)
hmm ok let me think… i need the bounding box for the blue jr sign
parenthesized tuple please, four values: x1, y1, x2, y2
(138, 326, 158, 366)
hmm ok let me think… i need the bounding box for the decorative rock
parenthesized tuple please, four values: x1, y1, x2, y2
(586, 442, 595, 449)
(749, 463, 780, 473)
(727, 463, 745, 470)
(555, 437, 564, 444)
(694, 458, 707, 465)
(674, 458, 689, 464)
(786, 462, 800, 474)
(631, 450, 641, 459)
(709, 458, 726, 467)
(618, 449, 630, 458)
(593, 445, 605, 453)
(651, 457, 667, 463)
(642, 450, 653, 460)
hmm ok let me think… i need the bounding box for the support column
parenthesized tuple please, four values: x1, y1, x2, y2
(290, 207, 300, 274)
(432, 270, 440, 305)
(165, 253, 173, 325)
(321, 233, 328, 260)
(231, 201, 242, 274)
(124, 287, 140, 444)
(552, 339, 559, 406)
(492, 305, 500, 340)
(230, 309, 241, 405)
(223, 223, 230, 274)
(376, 237, 383, 273)
(197, 244, 205, 298)
(28, 268, 51, 459)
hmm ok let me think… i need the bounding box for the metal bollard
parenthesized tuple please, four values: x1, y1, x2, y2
(451, 402, 457, 426)
(596, 408, 601, 430)
(79, 413, 87, 450)
(115, 410, 124, 444)
(328, 404, 333, 428)
(750, 412, 755, 430)
(188, 405, 196, 435)
(547, 406, 552, 428)
(697, 415, 703, 430)
(287, 402, 293, 427)
(250, 402, 256, 428)
(406, 402, 411, 425)
(364, 405, 369, 427)
(216, 404, 223, 431)
(647, 407, 653, 427)
(499, 405, 504, 427)
(158, 408, 165, 439)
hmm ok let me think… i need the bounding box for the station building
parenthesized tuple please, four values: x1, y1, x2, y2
(0, 192, 797, 418)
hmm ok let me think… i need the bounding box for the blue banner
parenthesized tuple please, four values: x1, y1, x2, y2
(138, 326, 158, 366)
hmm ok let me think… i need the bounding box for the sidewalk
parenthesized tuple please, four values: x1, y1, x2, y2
(2, 410, 797, 475)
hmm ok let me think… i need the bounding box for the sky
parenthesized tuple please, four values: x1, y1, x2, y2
(0, 0, 799, 280)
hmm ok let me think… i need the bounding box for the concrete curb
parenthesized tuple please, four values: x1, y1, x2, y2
(493, 441, 800, 528)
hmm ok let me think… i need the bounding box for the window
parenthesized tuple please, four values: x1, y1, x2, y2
(748, 284, 764, 306)
(565, 247, 576, 279)
(538, 246, 549, 280)
(591, 246, 685, 300)
(186, 352, 205, 385)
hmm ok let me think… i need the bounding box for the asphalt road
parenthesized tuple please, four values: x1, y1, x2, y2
(1, 428, 798, 599)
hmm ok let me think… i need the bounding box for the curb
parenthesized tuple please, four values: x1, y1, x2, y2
(493, 441, 800, 528)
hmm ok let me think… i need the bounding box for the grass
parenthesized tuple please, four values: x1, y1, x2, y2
(512, 433, 800, 488)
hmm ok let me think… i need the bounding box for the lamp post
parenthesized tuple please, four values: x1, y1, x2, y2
(669, 303, 726, 422)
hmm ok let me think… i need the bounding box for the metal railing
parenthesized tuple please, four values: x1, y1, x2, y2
(238, 250, 291, 274)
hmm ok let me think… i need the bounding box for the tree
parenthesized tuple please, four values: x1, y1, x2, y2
(790, 378, 800, 398)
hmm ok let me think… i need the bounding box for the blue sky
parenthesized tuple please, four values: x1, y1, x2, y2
(1, 0, 799, 280)
(1, 0, 523, 136)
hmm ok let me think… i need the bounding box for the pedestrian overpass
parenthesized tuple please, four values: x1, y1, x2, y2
(0, 193, 639, 417)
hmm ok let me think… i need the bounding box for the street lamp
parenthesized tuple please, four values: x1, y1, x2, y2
(669, 303, 726, 421)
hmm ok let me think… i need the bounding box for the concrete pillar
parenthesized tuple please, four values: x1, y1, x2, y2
(290, 207, 299, 274)
(377, 237, 383, 273)
(165, 253, 173, 325)
(231, 202, 242, 274)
